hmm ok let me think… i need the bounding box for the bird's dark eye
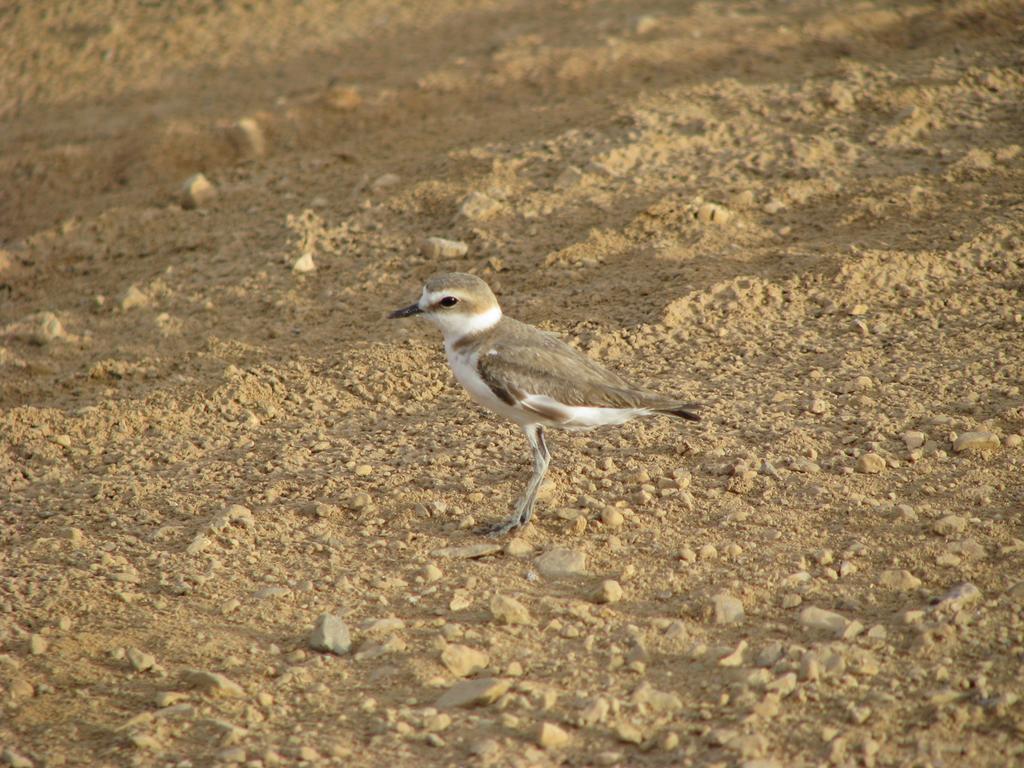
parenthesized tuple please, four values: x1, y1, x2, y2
(439, 296, 459, 308)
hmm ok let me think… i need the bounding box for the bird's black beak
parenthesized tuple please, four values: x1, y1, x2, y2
(389, 303, 423, 319)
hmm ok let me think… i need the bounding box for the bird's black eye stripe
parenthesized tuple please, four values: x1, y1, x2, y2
(439, 296, 459, 308)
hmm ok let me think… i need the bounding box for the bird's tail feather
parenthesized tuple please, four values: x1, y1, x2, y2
(656, 402, 701, 422)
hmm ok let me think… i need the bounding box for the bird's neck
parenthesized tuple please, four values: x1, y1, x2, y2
(442, 305, 502, 351)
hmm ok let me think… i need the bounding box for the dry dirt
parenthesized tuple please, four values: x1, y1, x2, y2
(2, 1, 1024, 766)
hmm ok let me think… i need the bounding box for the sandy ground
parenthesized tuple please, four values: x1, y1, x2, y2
(2, 1, 1024, 766)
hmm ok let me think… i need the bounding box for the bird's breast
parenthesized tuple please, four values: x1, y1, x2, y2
(445, 346, 533, 425)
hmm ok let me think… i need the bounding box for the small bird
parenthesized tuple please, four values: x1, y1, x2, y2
(390, 272, 700, 535)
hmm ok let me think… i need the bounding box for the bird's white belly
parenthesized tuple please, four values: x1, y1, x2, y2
(446, 347, 536, 426)
(523, 396, 649, 429)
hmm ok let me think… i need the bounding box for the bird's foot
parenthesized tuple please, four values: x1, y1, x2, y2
(475, 511, 529, 537)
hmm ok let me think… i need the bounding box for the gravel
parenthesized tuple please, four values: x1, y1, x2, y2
(309, 613, 352, 655)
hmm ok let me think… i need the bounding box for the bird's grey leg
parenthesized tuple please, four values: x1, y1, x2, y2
(516, 426, 550, 527)
(477, 425, 550, 536)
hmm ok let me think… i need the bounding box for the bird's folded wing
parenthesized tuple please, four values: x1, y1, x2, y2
(476, 338, 674, 420)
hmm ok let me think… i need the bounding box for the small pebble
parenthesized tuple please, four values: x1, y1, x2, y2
(600, 507, 624, 528)
(535, 548, 587, 577)
(60, 528, 85, 548)
(932, 515, 967, 536)
(712, 592, 744, 624)
(579, 697, 609, 725)
(127, 647, 156, 672)
(29, 634, 48, 656)
(799, 606, 849, 636)
(432, 543, 502, 559)
(504, 539, 533, 558)
(767, 672, 798, 697)
(2, 749, 33, 768)
(953, 431, 1000, 453)
(8, 313, 73, 348)
(309, 613, 352, 655)
(209, 504, 254, 532)
(536, 721, 571, 749)
(421, 237, 469, 259)
(788, 457, 821, 473)
(730, 189, 756, 208)
(217, 747, 247, 764)
(459, 191, 502, 220)
(370, 173, 400, 192)
(934, 582, 982, 612)
(228, 117, 266, 157)
(120, 284, 151, 311)
(633, 14, 659, 35)
(449, 589, 472, 611)
(346, 493, 371, 511)
(469, 739, 501, 760)
(292, 251, 316, 273)
(489, 594, 531, 625)
(180, 173, 216, 209)
(727, 733, 769, 758)
(782, 593, 802, 608)
(362, 617, 404, 636)
(633, 683, 681, 713)
(154, 691, 188, 707)
(297, 746, 320, 761)
(902, 431, 926, 450)
(718, 640, 747, 667)
(615, 721, 644, 744)
(849, 705, 872, 724)
(253, 586, 290, 600)
(182, 669, 245, 698)
(902, 609, 926, 624)
(222, 598, 241, 615)
(855, 452, 885, 474)
(866, 624, 887, 641)
(435, 677, 510, 708)
(756, 643, 783, 667)
(592, 580, 624, 605)
(878, 569, 921, 591)
(130, 734, 161, 751)
(441, 644, 489, 677)
(424, 713, 452, 732)
(554, 165, 585, 189)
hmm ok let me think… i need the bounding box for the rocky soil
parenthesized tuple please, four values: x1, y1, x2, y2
(2, 1, 1023, 766)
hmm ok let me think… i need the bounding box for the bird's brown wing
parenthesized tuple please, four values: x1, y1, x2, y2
(475, 320, 691, 422)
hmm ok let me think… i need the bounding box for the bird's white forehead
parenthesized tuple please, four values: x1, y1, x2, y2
(420, 288, 443, 307)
